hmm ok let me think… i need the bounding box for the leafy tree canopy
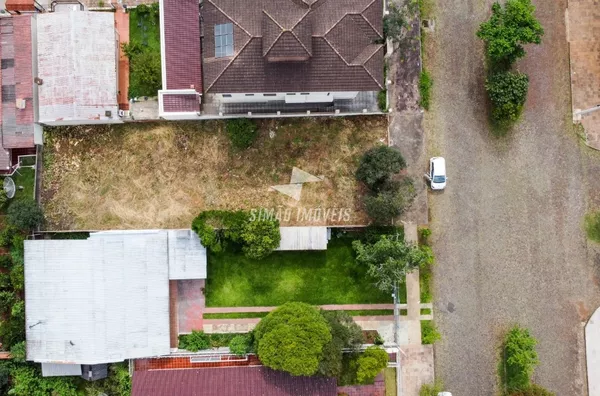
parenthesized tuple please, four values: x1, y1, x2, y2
(356, 146, 406, 191)
(477, 0, 544, 66)
(355, 346, 389, 384)
(485, 71, 529, 124)
(7, 200, 44, 231)
(504, 325, 539, 391)
(241, 218, 281, 260)
(318, 311, 364, 377)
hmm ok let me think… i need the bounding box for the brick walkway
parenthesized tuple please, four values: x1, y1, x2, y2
(114, 5, 130, 110)
(404, 223, 422, 345)
(567, 0, 600, 149)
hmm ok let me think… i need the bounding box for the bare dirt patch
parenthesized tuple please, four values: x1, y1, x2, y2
(41, 117, 387, 230)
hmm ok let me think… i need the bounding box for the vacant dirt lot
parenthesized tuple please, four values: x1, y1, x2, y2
(42, 117, 387, 230)
(425, 0, 600, 395)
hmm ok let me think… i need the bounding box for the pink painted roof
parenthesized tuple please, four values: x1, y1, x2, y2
(163, 0, 202, 91)
(0, 16, 35, 154)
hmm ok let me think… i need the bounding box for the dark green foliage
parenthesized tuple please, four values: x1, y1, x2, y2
(0, 272, 11, 290)
(0, 362, 10, 395)
(9, 365, 79, 396)
(353, 235, 433, 292)
(0, 190, 7, 209)
(364, 178, 416, 225)
(421, 320, 441, 344)
(418, 227, 432, 246)
(179, 330, 211, 352)
(241, 218, 281, 260)
(378, 90, 387, 112)
(485, 71, 529, 124)
(0, 316, 25, 352)
(419, 381, 445, 396)
(356, 146, 406, 191)
(226, 119, 259, 150)
(254, 302, 332, 376)
(0, 290, 15, 313)
(477, 0, 544, 66)
(355, 346, 389, 384)
(84, 362, 132, 396)
(10, 341, 26, 363)
(506, 384, 555, 396)
(7, 199, 44, 231)
(418, 70, 433, 110)
(191, 210, 248, 253)
(0, 255, 11, 270)
(11, 299, 24, 321)
(229, 334, 252, 356)
(10, 263, 24, 292)
(0, 225, 18, 248)
(585, 211, 600, 243)
(503, 326, 539, 391)
(318, 311, 364, 377)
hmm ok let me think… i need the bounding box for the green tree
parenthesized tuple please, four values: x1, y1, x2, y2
(10, 263, 24, 292)
(504, 325, 539, 391)
(485, 71, 529, 124)
(178, 330, 211, 352)
(191, 210, 248, 252)
(254, 302, 331, 376)
(241, 218, 281, 259)
(0, 291, 15, 313)
(226, 119, 259, 150)
(318, 311, 364, 377)
(356, 146, 406, 191)
(7, 199, 44, 231)
(9, 365, 79, 396)
(364, 179, 415, 225)
(10, 341, 26, 363)
(11, 300, 24, 321)
(353, 235, 433, 292)
(477, 0, 544, 66)
(229, 334, 252, 356)
(355, 346, 389, 384)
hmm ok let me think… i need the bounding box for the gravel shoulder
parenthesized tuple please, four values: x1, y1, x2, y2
(425, 0, 600, 395)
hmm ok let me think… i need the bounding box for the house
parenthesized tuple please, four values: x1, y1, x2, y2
(159, 0, 384, 118)
(132, 366, 338, 396)
(35, 11, 121, 125)
(0, 15, 38, 174)
(24, 230, 207, 378)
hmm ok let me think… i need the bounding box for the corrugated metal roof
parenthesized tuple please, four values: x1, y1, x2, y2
(277, 226, 329, 250)
(25, 233, 171, 365)
(41, 363, 82, 377)
(167, 230, 207, 280)
(36, 11, 118, 124)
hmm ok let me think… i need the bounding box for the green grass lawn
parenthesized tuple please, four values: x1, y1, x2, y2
(127, 4, 161, 98)
(385, 368, 397, 396)
(205, 237, 400, 307)
(202, 309, 395, 320)
(5, 167, 35, 210)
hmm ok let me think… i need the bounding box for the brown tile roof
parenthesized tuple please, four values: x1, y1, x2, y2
(131, 366, 338, 396)
(201, 0, 383, 93)
(163, 0, 202, 91)
(0, 16, 34, 158)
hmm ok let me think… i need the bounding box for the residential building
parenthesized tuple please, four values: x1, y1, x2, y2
(159, 0, 384, 118)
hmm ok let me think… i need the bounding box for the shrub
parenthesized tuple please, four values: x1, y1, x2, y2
(0, 225, 18, 248)
(585, 211, 600, 243)
(418, 70, 433, 110)
(179, 330, 211, 352)
(10, 341, 26, 363)
(318, 311, 364, 377)
(485, 71, 529, 124)
(229, 334, 252, 356)
(378, 90, 387, 112)
(254, 302, 331, 376)
(504, 325, 539, 391)
(0, 290, 15, 313)
(356, 146, 406, 191)
(419, 381, 445, 396)
(9, 365, 79, 396)
(506, 384, 555, 396)
(477, 0, 544, 67)
(421, 320, 441, 344)
(0, 190, 7, 209)
(10, 263, 24, 292)
(355, 346, 389, 384)
(0, 256, 11, 270)
(191, 210, 248, 253)
(7, 199, 44, 231)
(241, 217, 281, 259)
(226, 119, 259, 150)
(418, 227, 432, 245)
(0, 273, 10, 290)
(11, 299, 24, 321)
(364, 178, 415, 225)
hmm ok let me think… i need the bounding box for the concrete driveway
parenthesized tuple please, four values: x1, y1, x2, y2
(425, 0, 600, 394)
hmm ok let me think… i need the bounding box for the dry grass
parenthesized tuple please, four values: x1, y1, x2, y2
(42, 117, 387, 230)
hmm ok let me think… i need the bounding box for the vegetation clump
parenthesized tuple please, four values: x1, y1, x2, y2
(226, 119, 259, 150)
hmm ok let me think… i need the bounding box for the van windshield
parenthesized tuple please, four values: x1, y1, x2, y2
(433, 175, 446, 183)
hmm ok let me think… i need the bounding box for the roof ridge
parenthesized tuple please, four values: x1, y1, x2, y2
(352, 43, 383, 65)
(321, 35, 351, 67)
(207, 0, 253, 38)
(359, 0, 383, 39)
(361, 45, 384, 90)
(288, 29, 312, 57)
(206, 37, 255, 91)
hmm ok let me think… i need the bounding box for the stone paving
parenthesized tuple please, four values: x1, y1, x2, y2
(400, 345, 435, 396)
(586, 305, 600, 396)
(567, 0, 600, 149)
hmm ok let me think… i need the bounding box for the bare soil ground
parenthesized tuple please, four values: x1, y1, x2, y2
(41, 117, 387, 230)
(425, 0, 600, 394)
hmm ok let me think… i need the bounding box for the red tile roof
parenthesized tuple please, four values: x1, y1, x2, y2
(163, 0, 202, 91)
(131, 366, 337, 396)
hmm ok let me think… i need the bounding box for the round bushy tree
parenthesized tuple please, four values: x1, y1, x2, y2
(7, 199, 44, 231)
(364, 179, 415, 225)
(318, 311, 364, 377)
(356, 146, 406, 191)
(355, 346, 389, 384)
(226, 119, 259, 150)
(229, 334, 252, 356)
(485, 71, 529, 124)
(254, 302, 331, 376)
(241, 218, 281, 259)
(179, 330, 210, 352)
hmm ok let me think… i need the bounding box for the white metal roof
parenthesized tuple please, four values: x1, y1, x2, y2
(35, 11, 118, 124)
(41, 363, 82, 377)
(25, 233, 172, 365)
(276, 227, 329, 251)
(167, 230, 207, 279)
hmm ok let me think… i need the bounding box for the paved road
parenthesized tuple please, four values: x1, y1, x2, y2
(426, 0, 600, 395)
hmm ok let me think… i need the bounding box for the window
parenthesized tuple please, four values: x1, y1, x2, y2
(300, 93, 309, 95)
(245, 93, 254, 96)
(215, 23, 234, 57)
(222, 94, 232, 98)
(263, 93, 277, 97)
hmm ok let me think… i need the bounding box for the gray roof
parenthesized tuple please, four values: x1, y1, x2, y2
(25, 229, 206, 365)
(41, 363, 82, 377)
(277, 226, 329, 250)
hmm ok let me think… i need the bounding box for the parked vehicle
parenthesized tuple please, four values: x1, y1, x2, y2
(425, 157, 447, 190)
(438, 393, 453, 396)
